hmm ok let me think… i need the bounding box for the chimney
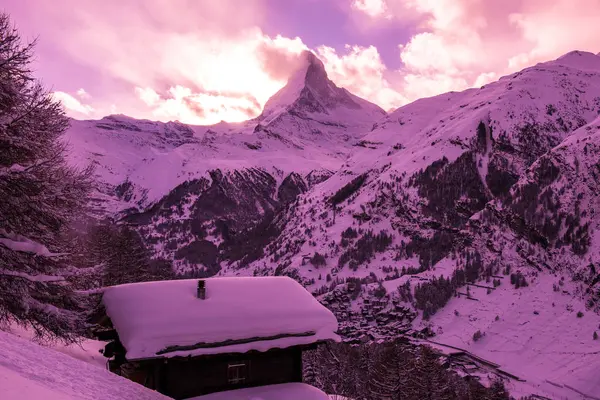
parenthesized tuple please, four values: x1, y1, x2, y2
(197, 280, 206, 300)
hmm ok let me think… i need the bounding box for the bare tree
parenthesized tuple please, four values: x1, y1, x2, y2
(0, 12, 93, 342)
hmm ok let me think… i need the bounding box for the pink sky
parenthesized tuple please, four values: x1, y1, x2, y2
(4, 0, 600, 124)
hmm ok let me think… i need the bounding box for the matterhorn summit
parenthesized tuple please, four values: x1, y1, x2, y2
(259, 50, 385, 128)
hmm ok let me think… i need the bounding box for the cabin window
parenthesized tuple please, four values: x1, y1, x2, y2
(227, 361, 249, 385)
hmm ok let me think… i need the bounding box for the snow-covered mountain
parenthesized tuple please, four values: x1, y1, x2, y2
(239, 49, 600, 287)
(65, 50, 384, 216)
(423, 116, 600, 399)
(65, 50, 600, 398)
(259, 50, 385, 129)
(64, 51, 387, 275)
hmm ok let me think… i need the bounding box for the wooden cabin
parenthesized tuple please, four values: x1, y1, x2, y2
(95, 276, 339, 399)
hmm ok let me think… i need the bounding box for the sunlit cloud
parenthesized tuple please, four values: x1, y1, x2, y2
(351, 0, 600, 103)
(76, 88, 90, 99)
(7, 0, 600, 122)
(316, 44, 407, 110)
(134, 87, 161, 107)
(53, 91, 95, 117)
(10, 0, 308, 124)
(351, 0, 389, 18)
(508, 0, 600, 69)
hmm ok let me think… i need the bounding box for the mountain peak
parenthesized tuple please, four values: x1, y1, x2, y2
(302, 50, 328, 88)
(259, 51, 385, 125)
(548, 50, 600, 72)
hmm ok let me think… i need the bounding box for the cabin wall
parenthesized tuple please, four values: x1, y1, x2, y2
(155, 347, 303, 399)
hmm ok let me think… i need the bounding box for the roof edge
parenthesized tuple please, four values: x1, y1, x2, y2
(156, 331, 317, 356)
(126, 338, 337, 362)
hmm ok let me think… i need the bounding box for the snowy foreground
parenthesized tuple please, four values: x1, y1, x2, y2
(0, 330, 168, 400)
(190, 383, 330, 400)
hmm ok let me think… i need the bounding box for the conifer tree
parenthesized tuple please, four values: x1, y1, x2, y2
(0, 13, 93, 341)
(85, 224, 173, 287)
(488, 379, 510, 400)
(368, 341, 412, 400)
(405, 346, 454, 400)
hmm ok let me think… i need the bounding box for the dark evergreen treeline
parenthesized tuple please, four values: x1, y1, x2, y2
(304, 340, 512, 400)
(409, 152, 490, 227)
(398, 230, 456, 270)
(338, 230, 393, 270)
(79, 224, 174, 287)
(501, 153, 591, 255)
(310, 251, 327, 267)
(510, 271, 528, 289)
(341, 227, 359, 239)
(329, 173, 368, 205)
(412, 252, 486, 319)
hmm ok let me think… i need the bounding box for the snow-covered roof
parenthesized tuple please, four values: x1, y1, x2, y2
(189, 383, 330, 400)
(102, 276, 339, 360)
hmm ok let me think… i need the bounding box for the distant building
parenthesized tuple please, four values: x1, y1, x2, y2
(94, 276, 339, 399)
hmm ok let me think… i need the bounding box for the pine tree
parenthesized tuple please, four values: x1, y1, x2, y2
(488, 379, 510, 400)
(0, 13, 93, 341)
(405, 346, 455, 400)
(368, 341, 412, 400)
(94, 225, 172, 286)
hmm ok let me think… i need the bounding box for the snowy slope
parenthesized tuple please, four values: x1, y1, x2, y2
(64, 115, 342, 215)
(426, 273, 600, 400)
(471, 115, 600, 291)
(345, 50, 600, 184)
(222, 51, 600, 398)
(405, 115, 600, 399)
(0, 330, 168, 400)
(239, 50, 600, 287)
(416, 116, 600, 399)
(3, 324, 107, 368)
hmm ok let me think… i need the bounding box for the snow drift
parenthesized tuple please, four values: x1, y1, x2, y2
(0, 330, 168, 400)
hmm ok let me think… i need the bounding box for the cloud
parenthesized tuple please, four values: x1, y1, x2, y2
(351, 0, 389, 18)
(134, 87, 160, 107)
(256, 35, 309, 81)
(12, 0, 600, 122)
(76, 88, 90, 99)
(53, 91, 95, 117)
(508, 0, 600, 69)
(20, 0, 308, 124)
(124, 33, 307, 124)
(316, 44, 407, 110)
(349, 0, 600, 104)
(133, 85, 263, 125)
(394, 0, 522, 99)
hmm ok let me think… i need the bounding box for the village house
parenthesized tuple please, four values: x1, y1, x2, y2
(94, 276, 339, 399)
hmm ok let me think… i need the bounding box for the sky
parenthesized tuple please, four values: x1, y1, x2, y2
(3, 0, 600, 125)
